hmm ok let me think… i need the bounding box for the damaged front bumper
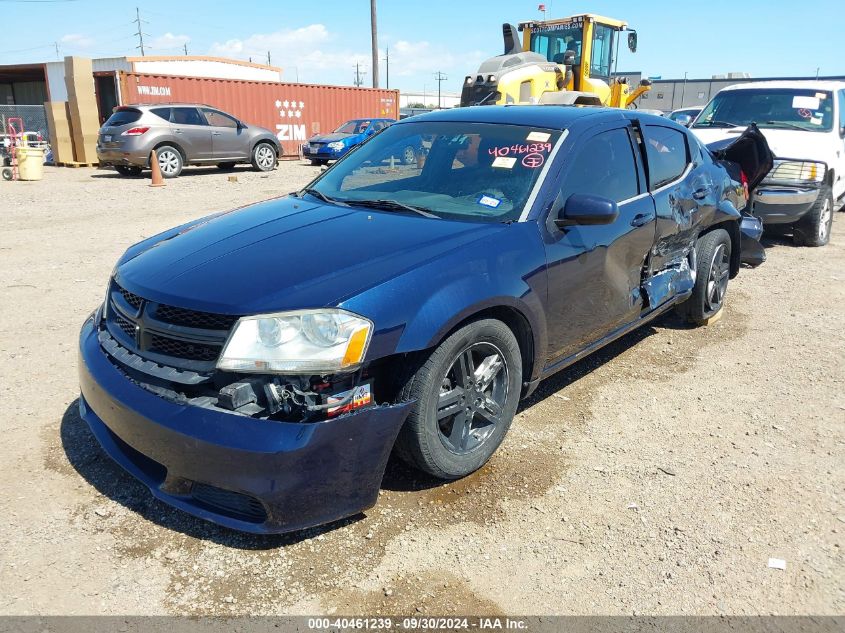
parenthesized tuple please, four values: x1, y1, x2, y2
(77, 315, 412, 534)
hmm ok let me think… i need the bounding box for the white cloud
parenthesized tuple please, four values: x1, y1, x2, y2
(150, 32, 191, 52)
(61, 33, 94, 49)
(208, 23, 482, 90)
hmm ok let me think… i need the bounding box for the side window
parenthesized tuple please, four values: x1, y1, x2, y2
(357, 120, 371, 134)
(839, 90, 845, 131)
(643, 125, 689, 189)
(172, 107, 205, 126)
(561, 128, 640, 203)
(202, 109, 238, 128)
(150, 107, 171, 122)
(590, 24, 614, 78)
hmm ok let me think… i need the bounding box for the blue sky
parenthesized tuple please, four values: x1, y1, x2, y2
(1, 0, 842, 92)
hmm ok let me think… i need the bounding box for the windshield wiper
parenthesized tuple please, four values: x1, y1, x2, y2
(346, 199, 439, 219)
(762, 120, 807, 130)
(298, 188, 349, 206)
(695, 120, 742, 128)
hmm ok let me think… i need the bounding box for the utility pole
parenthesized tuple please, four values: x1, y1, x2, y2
(353, 63, 367, 87)
(133, 7, 148, 56)
(54, 41, 60, 60)
(370, 0, 379, 88)
(383, 45, 389, 89)
(183, 42, 188, 55)
(434, 71, 447, 109)
(680, 71, 687, 108)
(267, 51, 271, 66)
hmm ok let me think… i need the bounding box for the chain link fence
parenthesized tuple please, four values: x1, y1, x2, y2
(0, 104, 49, 139)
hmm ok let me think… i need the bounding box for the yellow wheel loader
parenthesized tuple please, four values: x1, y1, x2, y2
(460, 14, 651, 108)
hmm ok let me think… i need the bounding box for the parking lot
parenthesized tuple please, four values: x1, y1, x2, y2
(0, 164, 843, 615)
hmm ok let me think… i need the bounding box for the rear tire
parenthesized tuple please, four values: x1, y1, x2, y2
(154, 145, 183, 178)
(251, 142, 277, 172)
(394, 319, 522, 479)
(115, 165, 142, 177)
(1, 167, 12, 181)
(793, 185, 833, 247)
(675, 228, 732, 324)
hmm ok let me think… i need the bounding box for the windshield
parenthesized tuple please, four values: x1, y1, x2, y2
(530, 22, 583, 64)
(307, 121, 562, 223)
(693, 88, 834, 132)
(335, 120, 370, 134)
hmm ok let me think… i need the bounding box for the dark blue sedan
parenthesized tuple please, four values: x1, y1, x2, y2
(78, 106, 771, 534)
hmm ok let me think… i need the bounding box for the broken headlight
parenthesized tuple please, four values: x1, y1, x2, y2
(217, 309, 373, 374)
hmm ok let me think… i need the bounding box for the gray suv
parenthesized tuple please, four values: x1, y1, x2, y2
(97, 104, 280, 178)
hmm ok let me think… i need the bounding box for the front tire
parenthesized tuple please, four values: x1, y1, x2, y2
(793, 185, 833, 247)
(401, 145, 416, 165)
(675, 228, 732, 324)
(394, 319, 522, 479)
(251, 142, 277, 172)
(155, 145, 183, 178)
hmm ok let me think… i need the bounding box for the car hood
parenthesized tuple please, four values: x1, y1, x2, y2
(115, 196, 503, 315)
(310, 132, 356, 143)
(692, 126, 822, 162)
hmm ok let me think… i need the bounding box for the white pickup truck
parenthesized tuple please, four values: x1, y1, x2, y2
(691, 80, 845, 246)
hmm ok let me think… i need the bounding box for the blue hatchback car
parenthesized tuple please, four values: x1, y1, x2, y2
(78, 106, 772, 534)
(303, 117, 397, 165)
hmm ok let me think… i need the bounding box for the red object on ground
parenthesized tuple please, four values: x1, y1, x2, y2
(118, 72, 400, 157)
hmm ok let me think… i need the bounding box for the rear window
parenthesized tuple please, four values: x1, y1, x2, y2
(151, 107, 171, 122)
(104, 109, 141, 127)
(643, 125, 689, 189)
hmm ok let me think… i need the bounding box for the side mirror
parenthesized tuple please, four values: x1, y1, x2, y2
(627, 31, 638, 52)
(555, 193, 619, 229)
(562, 50, 576, 66)
(675, 114, 693, 127)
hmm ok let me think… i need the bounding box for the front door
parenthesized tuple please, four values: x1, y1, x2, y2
(202, 108, 249, 161)
(543, 124, 656, 363)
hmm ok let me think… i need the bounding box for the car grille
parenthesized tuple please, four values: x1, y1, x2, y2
(191, 483, 268, 523)
(104, 280, 240, 372)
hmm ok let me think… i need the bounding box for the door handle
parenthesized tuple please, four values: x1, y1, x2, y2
(630, 213, 653, 227)
(692, 187, 709, 200)
(173, 128, 183, 134)
(212, 131, 222, 136)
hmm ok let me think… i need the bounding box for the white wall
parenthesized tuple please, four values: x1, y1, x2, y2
(45, 57, 131, 101)
(131, 59, 281, 82)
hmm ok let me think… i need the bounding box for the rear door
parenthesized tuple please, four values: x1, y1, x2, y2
(639, 123, 699, 274)
(543, 123, 657, 363)
(201, 108, 249, 160)
(170, 106, 211, 161)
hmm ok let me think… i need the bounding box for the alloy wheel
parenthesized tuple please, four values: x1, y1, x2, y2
(158, 150, 180, 176)
(256, 145, 275, 169)
(436, 342, 508, 454)
(819, 197, 832, 242)
(705, 243, 730, 313)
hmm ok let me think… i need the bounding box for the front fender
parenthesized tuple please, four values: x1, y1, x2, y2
(341, 222, 549, 383)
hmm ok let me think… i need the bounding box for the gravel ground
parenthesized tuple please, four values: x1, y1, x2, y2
(0, 164, 842, 616)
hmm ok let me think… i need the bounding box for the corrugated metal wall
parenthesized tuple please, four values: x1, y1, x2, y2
(119, 72, 400, 156)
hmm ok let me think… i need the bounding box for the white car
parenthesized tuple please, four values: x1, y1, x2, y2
(691, 80, 845, 246)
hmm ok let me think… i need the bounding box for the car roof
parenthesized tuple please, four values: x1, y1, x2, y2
(394, 105, 648, 130)
(720, 80, 845, 92)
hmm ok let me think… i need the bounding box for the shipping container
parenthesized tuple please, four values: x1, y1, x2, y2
(118, 72, 399, 157)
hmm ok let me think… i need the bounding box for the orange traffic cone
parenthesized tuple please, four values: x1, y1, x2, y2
(149, 150, 165, 187)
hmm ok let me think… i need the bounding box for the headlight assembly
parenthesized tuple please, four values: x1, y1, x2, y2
(327, 141, 345, 150)
(768, 160, 826, 184)
(217, 309, 373, 374)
